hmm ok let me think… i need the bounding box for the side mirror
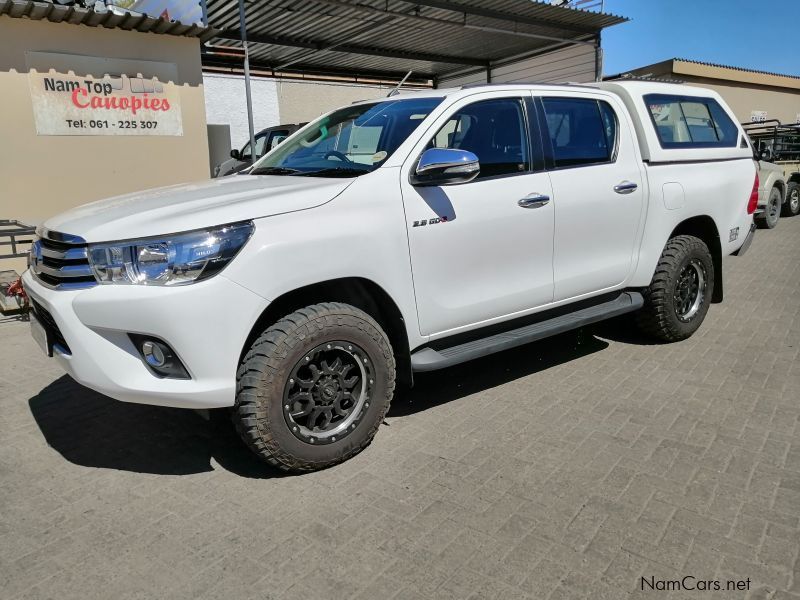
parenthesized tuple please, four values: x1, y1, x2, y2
(411, 148, 480, 186)
(230, 149, 241, 160)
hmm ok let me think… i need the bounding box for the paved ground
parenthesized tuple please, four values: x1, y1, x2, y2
(1, 218, 799, 600)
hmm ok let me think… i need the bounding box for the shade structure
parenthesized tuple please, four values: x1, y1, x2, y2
(202, 0, 627, 85)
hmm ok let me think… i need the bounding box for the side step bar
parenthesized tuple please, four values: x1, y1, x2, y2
(411, 291, 644, 372)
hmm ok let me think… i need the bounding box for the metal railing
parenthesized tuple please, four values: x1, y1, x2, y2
(0, 220, 36, 260)
(743, 120, 800, 162)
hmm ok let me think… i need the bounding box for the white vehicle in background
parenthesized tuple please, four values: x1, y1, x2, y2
(24, 81, 756, 471)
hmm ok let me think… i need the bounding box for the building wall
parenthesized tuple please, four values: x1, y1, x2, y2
(203, 73, 279, 150)
(619, 60, 800, 125)
(666, 76, 800, 125)
(0, 17, 209, 227)
(202, 75, 393, 148)
(276, 80, 391, 125)
(438, 44, 599, 88)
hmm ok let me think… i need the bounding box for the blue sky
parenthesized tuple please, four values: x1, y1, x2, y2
(601, 0, 800, 77)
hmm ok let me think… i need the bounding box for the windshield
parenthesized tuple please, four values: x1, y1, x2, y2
(250, 97, 443, 177)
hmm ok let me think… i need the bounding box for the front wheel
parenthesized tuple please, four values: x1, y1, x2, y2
(782, 182, 800, 217)
(233, 302, 395, 472)
(635, 235, 715, 342)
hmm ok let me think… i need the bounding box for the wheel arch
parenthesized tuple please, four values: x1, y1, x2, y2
(772, 179, 786, 202)
(240, 277, 413, 387)
(788, 173, 800, 185)
(669, 215, 723, 303)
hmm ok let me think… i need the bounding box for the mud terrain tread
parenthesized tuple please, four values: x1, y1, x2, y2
(234, 302, 395, 472)
(636, 235, 711, 342)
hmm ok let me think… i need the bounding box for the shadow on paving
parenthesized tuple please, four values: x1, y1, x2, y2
(28, 376, 283, 480)
(29, 328, 612, 478)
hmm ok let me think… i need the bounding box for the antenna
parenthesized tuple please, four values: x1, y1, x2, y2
(387, 71, 413, 97)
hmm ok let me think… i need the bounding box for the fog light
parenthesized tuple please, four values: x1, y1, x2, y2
(142, 341, 167, 368)
(129, 334, 190, 379)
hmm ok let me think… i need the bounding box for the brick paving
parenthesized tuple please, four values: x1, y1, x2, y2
(1, 218, 799, 600)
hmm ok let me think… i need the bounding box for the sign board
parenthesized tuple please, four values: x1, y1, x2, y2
(750, 110, 768, 123)
(27, 53, 183, 137)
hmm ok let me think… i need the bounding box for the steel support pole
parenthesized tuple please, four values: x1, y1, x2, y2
(238, 0, 257, 166)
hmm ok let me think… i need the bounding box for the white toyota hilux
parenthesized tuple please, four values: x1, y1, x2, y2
(24, 81, 757, 471)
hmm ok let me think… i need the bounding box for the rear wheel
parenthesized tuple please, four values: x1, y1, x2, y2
(756, 187, 781, 229)
(636, 235, 715, 342)
(233, 302, 395, 472)
(782, 182, 800, 217)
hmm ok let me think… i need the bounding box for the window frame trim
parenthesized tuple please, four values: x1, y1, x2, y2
(536, 96, 620, 172)
(643, 93, 738, 150)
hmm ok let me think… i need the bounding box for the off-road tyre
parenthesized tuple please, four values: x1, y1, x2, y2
(756, 187, 781, 229)
(635, 235, 715, 343)
(782, 182, 800, 217)
(234, 302, 395, 472)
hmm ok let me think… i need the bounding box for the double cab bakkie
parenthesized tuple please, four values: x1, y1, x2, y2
(24, 81, 757, 471)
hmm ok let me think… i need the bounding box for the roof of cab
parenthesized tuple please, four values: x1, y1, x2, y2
(352, 82, 600, 105)
(354, 79, 728, 106)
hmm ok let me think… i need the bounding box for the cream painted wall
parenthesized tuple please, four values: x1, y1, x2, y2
(673, 77, 800, 125)
(275, 80, 391, 124)
(0, 17, 210, 228)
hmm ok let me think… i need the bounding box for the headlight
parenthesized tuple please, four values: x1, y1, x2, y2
(88, 221, 253, 285)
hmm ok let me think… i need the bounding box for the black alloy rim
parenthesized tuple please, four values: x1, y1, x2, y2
(674, 259, 706, 322)
(283, 341, 373, 445)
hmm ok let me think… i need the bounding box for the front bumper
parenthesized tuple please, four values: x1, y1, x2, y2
(22, 270, 268, 409)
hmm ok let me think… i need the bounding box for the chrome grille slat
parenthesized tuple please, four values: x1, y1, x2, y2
(35, 263, 94, 278)
(30, 231, 97, 290)
(39, 245, 88, 260)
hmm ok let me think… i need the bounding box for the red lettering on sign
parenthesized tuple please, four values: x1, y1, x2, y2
(69, 87, 171, 114)
(71, 88, 90, 108)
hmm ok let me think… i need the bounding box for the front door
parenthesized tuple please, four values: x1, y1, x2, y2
(401, 93, 555, 337)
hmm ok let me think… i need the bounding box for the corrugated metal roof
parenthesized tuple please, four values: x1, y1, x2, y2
(0, 0, 217, 41)
(673, 58, 800, 82)
(202, 0, 626, 82)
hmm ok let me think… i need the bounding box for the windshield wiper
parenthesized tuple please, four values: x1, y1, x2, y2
(299, 167, 370, 178)
(248, 166, 301, 176)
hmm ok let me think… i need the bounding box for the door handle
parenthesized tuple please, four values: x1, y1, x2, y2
(518, 193, 550, 208)
(614, 181, 638, 194)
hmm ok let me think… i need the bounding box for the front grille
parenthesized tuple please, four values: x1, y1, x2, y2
(31, 230, 96, 290)
(30, 298, 71, 354)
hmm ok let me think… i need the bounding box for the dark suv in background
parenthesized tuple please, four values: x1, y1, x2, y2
(214, 123, 304, 177)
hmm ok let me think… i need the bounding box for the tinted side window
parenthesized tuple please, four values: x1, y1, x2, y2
(266, 130, 289, 152)
(645, 94, 738, 148)
(430, 98, 530, 179)
(542, 98, 617, 167)
(242, 135, 267, 160)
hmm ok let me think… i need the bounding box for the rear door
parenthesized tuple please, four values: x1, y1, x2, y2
(538, 93, 645, 301)
(401, 92, 555, 336)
